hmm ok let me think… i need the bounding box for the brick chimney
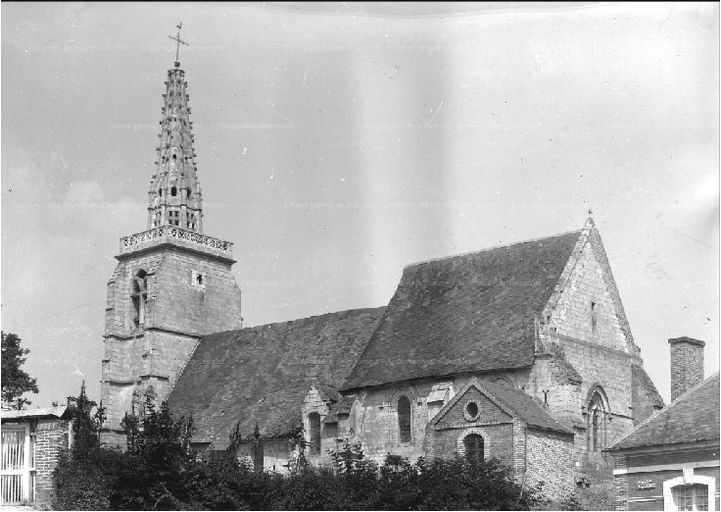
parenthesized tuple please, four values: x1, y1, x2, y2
(668, 337, 705, 402)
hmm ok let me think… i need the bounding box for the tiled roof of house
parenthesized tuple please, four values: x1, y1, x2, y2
(342, 231, 582, 390)
(167, 307, 385, 448)
(609, 372, 720, 451)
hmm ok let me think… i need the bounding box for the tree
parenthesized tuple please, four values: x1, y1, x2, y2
(1, 331, 39, 408)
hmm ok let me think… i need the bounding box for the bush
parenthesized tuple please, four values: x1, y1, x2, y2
(53, 392, 548, 511)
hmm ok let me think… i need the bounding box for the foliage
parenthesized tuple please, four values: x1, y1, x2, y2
(1, 331, 39, 408)
(54, 396, 550, 511)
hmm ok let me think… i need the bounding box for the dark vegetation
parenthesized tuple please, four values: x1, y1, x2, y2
(1, 331, 39, 409)
(53, 386, 578, 510)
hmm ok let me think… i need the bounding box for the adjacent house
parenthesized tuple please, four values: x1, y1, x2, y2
(608, 338, 720, 511)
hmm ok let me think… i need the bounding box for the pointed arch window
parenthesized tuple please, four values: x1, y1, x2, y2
(397, 396, 411, 443)
(131, 270, 148, 327)
(586, 389, 609, 452)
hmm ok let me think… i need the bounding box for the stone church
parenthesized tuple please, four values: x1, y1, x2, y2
(100, 57, 664, 500)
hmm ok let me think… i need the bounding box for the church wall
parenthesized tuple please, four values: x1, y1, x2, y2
(529, 233, 639, 504)
(526, 428, 575, 500)
(151, 249, 242, 335)
(550, 237, 628, 352)
(346, 372, 527, 465)
(102, 246, 242, 437)
(430, 423, 515, 467)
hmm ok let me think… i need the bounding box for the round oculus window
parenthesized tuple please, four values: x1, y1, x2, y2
(464, 401, 480, 421)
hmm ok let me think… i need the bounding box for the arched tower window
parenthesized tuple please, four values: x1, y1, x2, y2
(463, 433, 484, 461)
(586, 388, 609, 452)
(131, 270, 148, 327)
(309, 412, 321, 455)
(398, 396, 411, 443)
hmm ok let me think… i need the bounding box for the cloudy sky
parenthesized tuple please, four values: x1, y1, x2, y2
(2, 2, 718, 408)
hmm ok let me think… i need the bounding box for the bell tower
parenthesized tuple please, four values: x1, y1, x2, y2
(100, 32, 243, 445)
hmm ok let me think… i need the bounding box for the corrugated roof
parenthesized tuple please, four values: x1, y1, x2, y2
(343, 231, 582, 390)
(609, 372, 720, 451)
(167, 307, 385, 448)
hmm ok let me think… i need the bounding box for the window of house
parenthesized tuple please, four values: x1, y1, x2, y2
(463, 433, 484, 461)
(673, 484, 708, 511)
(398, 396, 411, 443)
(309, 413, 321, 455)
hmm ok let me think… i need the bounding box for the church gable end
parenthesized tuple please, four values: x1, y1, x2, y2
(542, 218, 636, 353)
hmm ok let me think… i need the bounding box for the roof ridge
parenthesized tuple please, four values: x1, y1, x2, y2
(403, 229, 583, 271)
(608, 371, 720, 450)
(223, 306, 385, 332)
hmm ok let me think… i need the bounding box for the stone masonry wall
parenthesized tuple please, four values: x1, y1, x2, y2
(347, 371, 527, 465)
(526, 428, 575, 500)
(102, 243, 242, 436)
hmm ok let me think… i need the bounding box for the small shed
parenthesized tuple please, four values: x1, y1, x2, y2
(1, 406, 73, 506)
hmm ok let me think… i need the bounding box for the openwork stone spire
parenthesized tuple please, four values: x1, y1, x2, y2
(147, 60, 203, 233)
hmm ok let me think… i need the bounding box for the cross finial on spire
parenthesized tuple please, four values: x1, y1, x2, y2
(169, 22, 189, 67)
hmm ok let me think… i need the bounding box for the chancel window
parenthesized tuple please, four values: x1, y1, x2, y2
(586, 390, 608, 452)
(673, 484, 708, 511)
(463, 433, 484, 461)
(309, 413, 321, 455)
(131, 270, 148, 327)
(398, 396, 411, 443)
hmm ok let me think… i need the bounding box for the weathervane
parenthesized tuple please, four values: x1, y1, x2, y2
(169, 22, 189, 66)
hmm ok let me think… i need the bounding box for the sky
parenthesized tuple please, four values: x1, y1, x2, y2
(1, 2, 718, 409)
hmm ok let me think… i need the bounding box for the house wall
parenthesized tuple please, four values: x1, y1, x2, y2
(611, 447, 720, 511)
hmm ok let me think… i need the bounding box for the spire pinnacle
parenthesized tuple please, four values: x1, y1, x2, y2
(168, 22, 189, 67)
(146, 55, 203, 233)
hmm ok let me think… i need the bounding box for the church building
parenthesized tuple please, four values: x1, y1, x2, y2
(100, 55, 664, 503)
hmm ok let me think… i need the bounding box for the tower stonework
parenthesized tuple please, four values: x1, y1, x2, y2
(100, 59, 242, 444)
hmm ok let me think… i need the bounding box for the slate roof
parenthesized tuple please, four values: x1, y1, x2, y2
(480, 380, 573, 435)
(609, 372, 720, 451)
(167, 307, 385, 448)
(343, 231, 582, 390)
